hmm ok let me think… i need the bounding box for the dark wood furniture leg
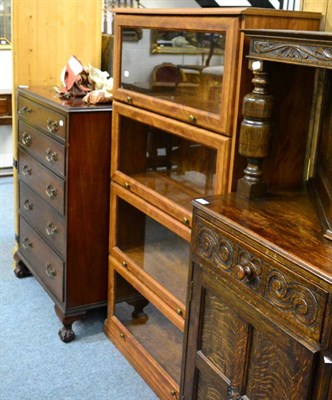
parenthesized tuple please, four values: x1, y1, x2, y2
(13, 253, 32, 278)
(54, 305, 86, 343)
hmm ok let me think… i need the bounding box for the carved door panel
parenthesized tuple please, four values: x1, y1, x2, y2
(182, 262, 318, 400)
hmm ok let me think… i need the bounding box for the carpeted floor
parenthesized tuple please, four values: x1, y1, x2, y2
(0, 176, 158, 400)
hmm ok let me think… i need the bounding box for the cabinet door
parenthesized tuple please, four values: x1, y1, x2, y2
(182, 262, 318, 400)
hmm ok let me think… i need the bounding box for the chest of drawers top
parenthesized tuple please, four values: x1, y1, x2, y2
(17, 86, 112, 141)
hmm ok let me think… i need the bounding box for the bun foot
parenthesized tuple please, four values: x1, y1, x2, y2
(59, 325, 76, 343)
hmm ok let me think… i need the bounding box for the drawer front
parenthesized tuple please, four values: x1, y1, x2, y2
(18, 120, 66, 177)
(192, 216, 328, 343)
(19, 182, 66, 257)
(18, 96, 66, 141)
(19, 216, 64, 303)
(18, 148, 65, 215)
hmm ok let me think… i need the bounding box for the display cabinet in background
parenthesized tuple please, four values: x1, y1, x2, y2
(104, 8, 321, 399)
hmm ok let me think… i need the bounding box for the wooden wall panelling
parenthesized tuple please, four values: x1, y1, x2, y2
(11, 0, 103, 242)
(302, 0, 332, 31)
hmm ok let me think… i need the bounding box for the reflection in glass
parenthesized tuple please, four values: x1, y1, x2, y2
(120, 28, 225, 114)
(118, 115, 217, 211)
(116, 198, 190, 304)
(0, 0, 11, 45)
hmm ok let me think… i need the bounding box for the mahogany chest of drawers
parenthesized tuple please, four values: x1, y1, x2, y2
(182, 191, 332, 399)
(14, 87, 112, 342)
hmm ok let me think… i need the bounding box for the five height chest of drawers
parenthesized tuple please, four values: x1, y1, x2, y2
(14, 87, 112, 342)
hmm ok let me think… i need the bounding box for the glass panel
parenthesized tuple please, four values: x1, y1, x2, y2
(0, 0, 11, 45)
(116, 197, 190, 304)
(120, 28, 225, 115)
(114, 273, 183, 384)
(118, 115, 217, 211)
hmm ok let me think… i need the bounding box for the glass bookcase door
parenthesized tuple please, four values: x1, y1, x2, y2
(109, 183, 190, 328)
(113, 15, 238, 134)
(112, 101, 231, 227)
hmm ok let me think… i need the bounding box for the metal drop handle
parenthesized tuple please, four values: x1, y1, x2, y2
(22, 238, 32, 249)
(23, 199, 33, 211)
(47, 119, 59, 133)
(22, 132, 32, 146)
(45, 184, 57, 199)
(18, 106, 32, 115)
(22, 165, 32, 176)
(45, 263, 56, 279)
(45, 148, 58, 163)
(46, 222, 58, 236)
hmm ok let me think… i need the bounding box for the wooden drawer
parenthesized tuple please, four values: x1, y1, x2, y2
(19, 181, 66, 257)
(18, 120, 66, 177)
(18, 148, 65, 215)
(19, 216, 64, 303)
(192, 215, 328, 343)
(0, 94, 11, 116)
(18, 96, 66, 141)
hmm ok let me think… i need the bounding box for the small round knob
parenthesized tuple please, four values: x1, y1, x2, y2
(126, 96, 132, 104)
(120, 333, 125, 339)
(124, 182, 130, 190)
(122, 261, 127, 268)
(188, 115, 196, 123)
(176, 308, 183, 316)
(182, 217, 190, 226)
(170, 390, 176, 397)
(235, 263, 255, 282)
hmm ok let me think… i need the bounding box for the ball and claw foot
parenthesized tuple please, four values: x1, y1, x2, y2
(58, 325, 76, 343)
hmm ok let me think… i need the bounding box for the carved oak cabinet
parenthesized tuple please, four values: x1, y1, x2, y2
(14, 87, 112, 342)
(182, 192, 332, 399)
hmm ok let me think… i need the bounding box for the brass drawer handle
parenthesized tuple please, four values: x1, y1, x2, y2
(126, 96, 132, 104)
(45, 184, 57, 199)
(18, 106, 32, 115)
(45, 148, 58, 163)
(124, 182, 130, 190)
(46, 222, 58, 236)
(22, 132, 32, 146)
(22, 238, 32, 249)
(120, 333, 126, 340)
(122, 261, 127, 268)
(45, 263, 56, 279)
(47, 119, 59, 133)
(23, 199, 33, 211)
(22, 165, 32, 176)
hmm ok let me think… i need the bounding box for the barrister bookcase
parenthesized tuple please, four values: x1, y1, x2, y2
(14, 87, 112, 342)
(104, 8, 321, 399)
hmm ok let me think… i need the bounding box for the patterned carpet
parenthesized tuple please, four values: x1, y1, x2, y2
(0, 176, 158, 400)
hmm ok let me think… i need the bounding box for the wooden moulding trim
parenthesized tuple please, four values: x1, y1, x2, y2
(110, 252, 186, 332)
(104, 314, 179, 400)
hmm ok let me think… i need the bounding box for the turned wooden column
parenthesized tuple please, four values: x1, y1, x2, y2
(237, 59, 274, 199)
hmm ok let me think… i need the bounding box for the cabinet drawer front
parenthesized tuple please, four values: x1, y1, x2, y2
(19, 182, 66, 257)
(18, 149, 65, 215)
(19, 216, 64, 303)
(18, 96, 66, 141)
(192, 216, 328, 343)
(18, 121, 66, 177)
